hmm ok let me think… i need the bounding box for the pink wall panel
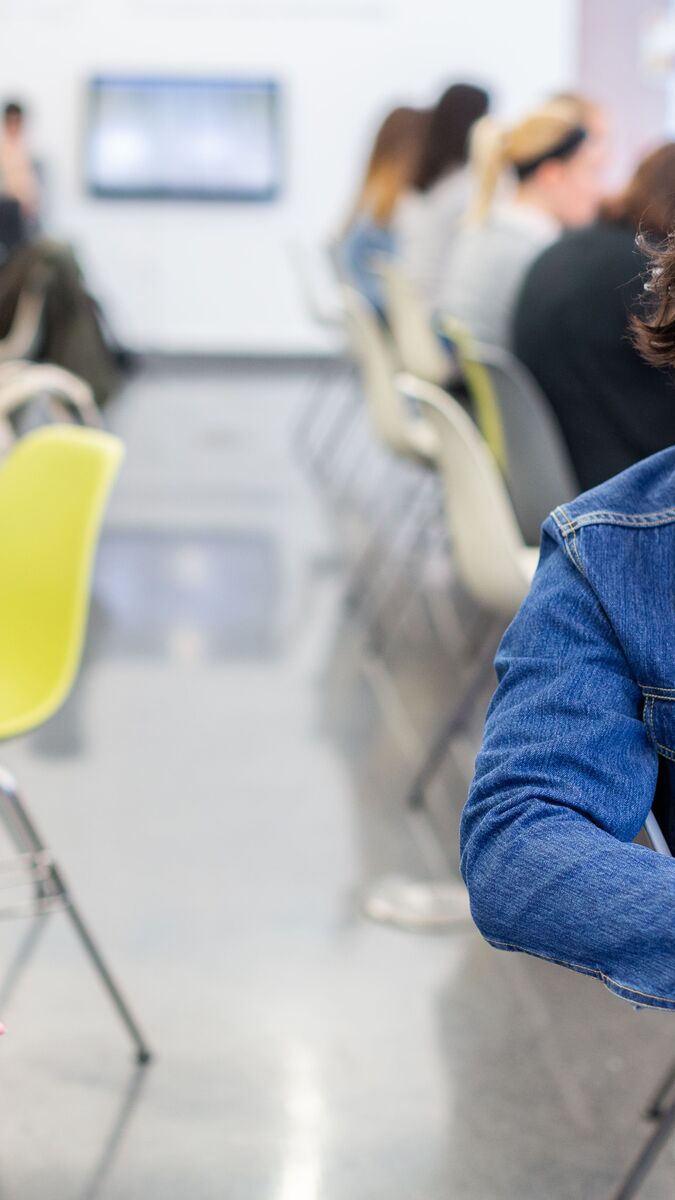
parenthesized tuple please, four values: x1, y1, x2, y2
(579, 0, 669, 183)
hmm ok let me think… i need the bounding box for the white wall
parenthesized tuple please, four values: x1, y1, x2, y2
(0, 0, 580, 354)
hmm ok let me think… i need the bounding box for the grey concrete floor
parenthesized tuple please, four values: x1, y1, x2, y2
(0, 359, 674, 1199)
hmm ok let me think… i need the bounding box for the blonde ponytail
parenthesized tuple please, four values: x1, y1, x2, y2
(466, 99, 589, 227)
(466, 115, 508, 226)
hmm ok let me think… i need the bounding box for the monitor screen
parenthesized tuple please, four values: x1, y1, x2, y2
(85, 76, 282, 200)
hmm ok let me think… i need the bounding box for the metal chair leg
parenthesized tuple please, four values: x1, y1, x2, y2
(610, 1095, 675, 1200)
(362, 474, 439, 633)
(407, 630, 501, 809)
(644, 1053, 675, 1120)
(293, 360, 338, 465)
(344, 464, 424, 612)
(79, 1062, 149, 1200)
(296, 361, 359, 485)
(312, 374, 361, 485)
(0, 768, 152, 1064)
(0, 916, 48, 1013)
(365, 478, 445, 643)
(375, 512, 449, 660)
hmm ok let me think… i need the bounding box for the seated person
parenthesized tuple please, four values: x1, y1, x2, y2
(438, 98, 604, 348)
(513, 143, 675, 491)
(0, 238, 122, 406)
(335, 105, 427, 318)
(394, 82, 489, 311)
(460, 233, 675, 1010)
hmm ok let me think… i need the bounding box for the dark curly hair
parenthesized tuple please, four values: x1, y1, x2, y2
(633, 232, 675, 368)
(622, 145, 675, 368)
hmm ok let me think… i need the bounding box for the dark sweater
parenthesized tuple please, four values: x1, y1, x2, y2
(513, 219, 675, 492)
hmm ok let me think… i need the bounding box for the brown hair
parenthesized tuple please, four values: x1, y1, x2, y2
(632, 234, 675, 368)
(413, 83, 489, 193)
(349, 105, 428, 224)
(603, 143, 675, 238)
(624, 145, 675, 368)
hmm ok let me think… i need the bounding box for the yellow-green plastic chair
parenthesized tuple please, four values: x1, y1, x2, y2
(442, 316, 507, 472)
(0, 425, 151, 1063)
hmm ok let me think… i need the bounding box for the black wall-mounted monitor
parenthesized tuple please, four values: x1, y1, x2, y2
(85, 76, 282, 201)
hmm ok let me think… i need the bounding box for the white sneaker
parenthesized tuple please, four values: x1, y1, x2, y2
(362, 875, 472, 931)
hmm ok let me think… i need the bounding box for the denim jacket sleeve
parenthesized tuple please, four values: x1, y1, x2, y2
(460, 522, 675, 1010)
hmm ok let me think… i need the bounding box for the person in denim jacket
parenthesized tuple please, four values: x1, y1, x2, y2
(460, 232, 675, 1011)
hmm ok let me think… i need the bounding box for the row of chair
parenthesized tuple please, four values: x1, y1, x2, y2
(0, 254, 149, 1060)
(0, 423, 150, 1061)
(338, 284, 540, 803)
(296, 256, 675, 1200)
(378, 259, 579, 542)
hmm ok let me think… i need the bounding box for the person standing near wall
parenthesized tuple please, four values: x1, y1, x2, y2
(0, 101, 40, 227)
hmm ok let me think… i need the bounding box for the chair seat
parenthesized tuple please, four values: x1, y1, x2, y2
(406, 418, 439, 464)
(518, 545, 540, 585)
(0, 678, 66, 740)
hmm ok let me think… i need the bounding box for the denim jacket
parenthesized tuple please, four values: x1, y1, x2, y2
(460, 447, 675, 1010)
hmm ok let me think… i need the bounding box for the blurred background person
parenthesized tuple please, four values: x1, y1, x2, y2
(0, 101, 40, 229)
(335, 104, 428, 318)
(0, 95, 128, 404)
(513, 142, 675, 491)
(0, 237, 124, 405)
(553, 90, 613, 179)
(394, 82, 490, 311)
(438, 98, 604, 347)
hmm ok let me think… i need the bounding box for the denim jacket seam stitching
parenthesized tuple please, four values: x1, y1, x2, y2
(641, 694, 675, 759)
(558, 505, 585, 575)
(584, 508, 675, 521)
(486, 936, 675, 1004)
(557, 509, 675, 532)
(564, 513, 675, 532)
(550, 507, 568, 537)
(645, 696, 656, 747)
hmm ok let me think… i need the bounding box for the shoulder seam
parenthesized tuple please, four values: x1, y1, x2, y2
(553, 505, 586, 575)
(551, 505, 675, 534)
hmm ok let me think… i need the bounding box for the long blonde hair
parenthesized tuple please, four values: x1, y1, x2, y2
(467, 100, 587, 225)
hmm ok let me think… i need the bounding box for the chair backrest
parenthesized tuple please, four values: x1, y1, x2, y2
(645, 812, 672, 857)
(0, 198, 25, 266)
(0, 264, 49, 363)
(397, 373, 535, 615)
(288, 238, 345, 332)
(443, 317, 507, 472)
(341, 285, 420, 457)
(0, 362, 102, 434)
(0, 425, 124, 737)
(460, 339, 579, 545)
(379, 259, 453, 385)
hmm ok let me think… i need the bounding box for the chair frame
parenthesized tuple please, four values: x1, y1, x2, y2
(0, 264, 49, 364)
(395, 372, 536, 808)
(607, 813, 675, 1199)
(455, 334, 579, 543)
(0, 428, 150, 1064)
(0, 765, 151, 1064)
(0, 361, 103, 437)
